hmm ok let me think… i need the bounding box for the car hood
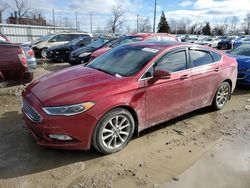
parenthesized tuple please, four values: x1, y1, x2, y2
(28, 66, 121, 106)
(71, 47, 94, 56)
(91, 47, 111, 58)
(230, 55, 250, 71)
(47, 44, 69, 52)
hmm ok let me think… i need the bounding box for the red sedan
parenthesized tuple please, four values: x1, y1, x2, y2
(22, 42, 237, 154)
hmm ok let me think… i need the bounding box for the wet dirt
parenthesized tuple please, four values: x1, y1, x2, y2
(0, 62, 250, 188)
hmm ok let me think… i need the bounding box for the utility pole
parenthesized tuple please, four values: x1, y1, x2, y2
(153, 0, 157, 33)
(137, 14, 139, 33)
(90, 12, 93, 33)
(75, 10, 78, 31)
(59, 15, 61, 27)
(52, 9, 55, 31)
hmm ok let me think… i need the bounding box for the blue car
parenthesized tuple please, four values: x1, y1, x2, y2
(228, 44, 250, 85)
(233, 37, 250, 49)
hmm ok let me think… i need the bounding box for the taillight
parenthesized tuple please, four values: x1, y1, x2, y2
(18, 48, 28, 67)
(27, 50, 34, 57)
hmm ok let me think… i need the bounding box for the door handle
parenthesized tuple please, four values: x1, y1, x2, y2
(214, 67, 220, 72)
(180, 75, 189, 80)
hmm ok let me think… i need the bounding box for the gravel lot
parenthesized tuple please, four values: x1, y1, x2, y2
(0, 59, 250, 188)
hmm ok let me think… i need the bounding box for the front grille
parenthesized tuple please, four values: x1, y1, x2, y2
(22, 101, 42, 123)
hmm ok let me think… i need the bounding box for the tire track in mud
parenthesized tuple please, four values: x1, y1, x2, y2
(63, 108, 250, 188)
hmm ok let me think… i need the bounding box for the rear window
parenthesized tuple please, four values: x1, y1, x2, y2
(111, 36, 144, 48)
(211, 51, 222, 62)
(190, 50, 214, 67)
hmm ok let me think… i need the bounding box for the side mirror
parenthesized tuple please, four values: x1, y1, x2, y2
(153, 69, 171, 79)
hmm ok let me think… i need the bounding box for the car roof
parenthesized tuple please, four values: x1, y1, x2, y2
(131, 33, 176, 38)
(124, 41, 189, 50)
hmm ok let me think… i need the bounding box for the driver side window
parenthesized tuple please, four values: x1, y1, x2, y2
(51, 34, 64, 42)
(156, 51, 187, 73)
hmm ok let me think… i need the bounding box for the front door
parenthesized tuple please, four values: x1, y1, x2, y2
(144, 48, 193, 127)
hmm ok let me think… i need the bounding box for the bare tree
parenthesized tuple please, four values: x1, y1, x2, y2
(27, 9, 44, 19)
(0, 0, 8, 23)
(227, 16, 239, 34)
(107, 5, 124, 34)
(8, 0, 31, 18)
(244, 13, 250, 34)
(213, 17, 230, 35)
(138, 16, 151, 33)
(168, 18, 192, 34)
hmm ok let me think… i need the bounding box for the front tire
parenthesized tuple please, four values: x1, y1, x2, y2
(212, 82, 231, 110)
(40, 48, 47, 58)
(92, 108, 135, 154)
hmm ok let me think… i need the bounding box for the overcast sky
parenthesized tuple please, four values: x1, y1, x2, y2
(4, 0, 250, 32)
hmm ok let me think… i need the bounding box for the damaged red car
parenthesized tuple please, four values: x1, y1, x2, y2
(22, 42, 237, 154)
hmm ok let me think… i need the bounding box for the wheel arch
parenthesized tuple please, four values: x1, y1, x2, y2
(222, 79, 232, 99)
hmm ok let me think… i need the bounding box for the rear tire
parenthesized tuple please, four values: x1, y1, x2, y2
(92, 108, 135, 154)
(212, 82, 231, 110)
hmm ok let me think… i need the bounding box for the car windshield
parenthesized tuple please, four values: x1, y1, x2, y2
(111, 36, 144, 48)
(37, 34, 53, 42)
(67, 37, 83, 45)
(87, 45, 160, 77)
(86, 38, 109, 48)
(230, 45, 250, 56)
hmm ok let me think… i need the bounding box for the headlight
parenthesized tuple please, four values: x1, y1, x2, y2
(79, 52, 91, 57)
(247, 69, 250, 72)
(42, 102, 95, 116)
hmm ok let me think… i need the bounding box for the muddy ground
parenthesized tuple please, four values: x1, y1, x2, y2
(0, 61, 250, 188)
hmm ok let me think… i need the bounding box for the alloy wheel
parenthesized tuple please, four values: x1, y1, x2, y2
(216, 84, 230, 108)
(101, 115, 131, 150)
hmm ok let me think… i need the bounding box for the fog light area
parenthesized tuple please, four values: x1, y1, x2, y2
(49, 134, 73, 141)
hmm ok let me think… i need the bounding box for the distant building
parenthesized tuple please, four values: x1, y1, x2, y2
(6, 12, 47, 26)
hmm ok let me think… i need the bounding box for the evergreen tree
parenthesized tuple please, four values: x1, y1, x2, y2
(202, 22, 212, 35)
(157, 11, 170, 33)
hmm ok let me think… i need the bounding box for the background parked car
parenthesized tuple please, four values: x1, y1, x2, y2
(227, 44, 250, 86)
(46, 36, 93, 62)
(233, 37, 250, 49)
(194, 37, 213, 46)
(22, 46, 37, 69)
(90, 33, 178, 60)
(0, 43, 33, 87)
(217, 37, 234, 50)
(31, 32, 93, 58)
(69, 37, 116, 65)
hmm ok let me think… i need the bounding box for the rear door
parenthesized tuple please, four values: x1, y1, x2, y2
(189, 48, 222, 109)
(144, 47, 193, 127)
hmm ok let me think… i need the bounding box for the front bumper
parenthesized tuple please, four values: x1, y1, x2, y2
(22, 92, 98, 150)
(46, 51, 65, 62)
(69, 55, 90, 64)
